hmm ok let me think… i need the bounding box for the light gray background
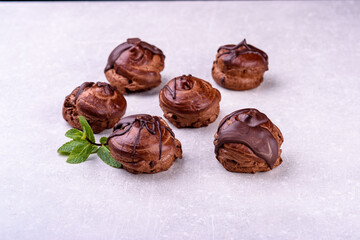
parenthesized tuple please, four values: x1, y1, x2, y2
(1, 1, 359, 239)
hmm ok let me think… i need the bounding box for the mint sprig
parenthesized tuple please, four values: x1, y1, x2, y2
(97, 146, 122, 168)
(79, 116, 95, 143)
(57, 139, 88, 155)
(65, 129, 83, 140)
(57, 116, 121, 168)
(67, 143, 94, 164)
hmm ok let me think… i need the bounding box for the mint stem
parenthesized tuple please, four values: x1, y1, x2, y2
(86, 137, 103, 146)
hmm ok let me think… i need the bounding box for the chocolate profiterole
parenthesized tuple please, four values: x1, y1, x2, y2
(107, 114, 182, 174)
(104, 38, 165, 94)
(159, 75, 221, 128)
(212, 39, 268, 90)
(62, 82, 127, 133)
(214, 109, 283, 173)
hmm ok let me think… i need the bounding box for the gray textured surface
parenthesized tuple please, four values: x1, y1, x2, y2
(1, 1, 360, 239)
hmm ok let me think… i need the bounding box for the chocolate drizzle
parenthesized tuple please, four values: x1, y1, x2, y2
(74, 82, 94, 103)
(95, 82, 117, 95)
(215, 109, 278, 169)
(164, 75, 193, 100)
(107, 114, 175, 160)
(74, 82, 118, 103)
(165, 77, 177, 99)
(217, 39, 268, 67)
(104, 38, 165, 73)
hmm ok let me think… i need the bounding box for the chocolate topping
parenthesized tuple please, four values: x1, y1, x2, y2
(74, 82, 94, 103)
(160, 75, 220, 116)
(107, 114, 174, 160)
(164, 74, 194, 100)
(217, 39, 268, 68)
(74, 82, 118, 103)
(104, 38, 165, 73)
(215, 109, 278, 169)
(63, 81, 127, 134)
(164, 77, 177, 99)
(95, 82, 117, 94)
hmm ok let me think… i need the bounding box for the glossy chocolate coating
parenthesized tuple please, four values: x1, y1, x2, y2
(104, 38, 165, 94)
(212, 39, 269, 91)
(159, 75, 221, 128)
(107, 114, 182, 174)
(74, 82, 95, 103)
(62, 81, 127, 133)
(161, 75, 220, 114)
(217, 39, 268, 69)
(107, 114, 174, 160)
(104, 38, 164, 73)
(215, 109, 278, 168)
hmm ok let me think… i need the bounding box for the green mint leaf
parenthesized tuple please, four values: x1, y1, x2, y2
(66, 143, 94, 164)
(97, 146, 122, 168)
(78, 116, 95, 143)
(57, 139, 88, 155)
(91, 145, 99, 154)
(65, 129, 83, 140)
(100, 137, 107, 145)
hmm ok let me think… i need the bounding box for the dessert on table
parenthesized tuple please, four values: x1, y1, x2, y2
(62, 82, 127, 133)
(212, 39, 268, 90)
(159, 74, 221, 128)
(214, 108, 283, 173)
(107, 114, 182, 174)
(104, 38, 165, 94)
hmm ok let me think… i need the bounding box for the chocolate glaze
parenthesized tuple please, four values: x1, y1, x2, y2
(217, 39, 268, 68)
(74, 82, 94, 103)
(107, 114, 174, 160)
(104, 38, 165, 73)
(215, 109, 278, 169)
(74, 82, 119, 103)
(164, 77, 177, 99)
(164, 74, 193, 100)
(94, 82, 118, 96)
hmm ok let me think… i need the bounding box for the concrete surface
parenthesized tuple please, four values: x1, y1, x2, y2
(0, 1, 359, 239)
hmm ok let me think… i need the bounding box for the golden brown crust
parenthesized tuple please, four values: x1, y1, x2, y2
(212, 40, 268, 91)
(214, 109, 283, 173)
(104, 39, 164, 94)
(62, 82, 127, 133)
(107, 115, 182, 174)
(159, 75, 221, 128)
